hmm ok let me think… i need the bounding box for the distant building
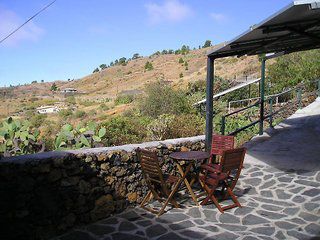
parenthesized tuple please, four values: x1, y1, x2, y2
(61, 88, 77, 94)
(36, 106, 60, 114)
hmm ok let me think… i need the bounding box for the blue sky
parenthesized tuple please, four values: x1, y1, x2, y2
(0, 0, 292, 86)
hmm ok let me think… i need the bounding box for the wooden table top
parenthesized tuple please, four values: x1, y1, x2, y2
(169, 151, 210, 161)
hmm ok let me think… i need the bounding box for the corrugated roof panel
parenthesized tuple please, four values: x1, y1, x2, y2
(208, 1, 320, 58)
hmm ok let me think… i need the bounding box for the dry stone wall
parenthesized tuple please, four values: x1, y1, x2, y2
(0, 136, 204, 240)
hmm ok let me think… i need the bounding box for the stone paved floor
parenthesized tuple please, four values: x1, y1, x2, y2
(54, 162, 320, 240)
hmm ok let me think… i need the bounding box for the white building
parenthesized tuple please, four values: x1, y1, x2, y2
(61, 88, 77, 93)
(36, 106, 60, 114)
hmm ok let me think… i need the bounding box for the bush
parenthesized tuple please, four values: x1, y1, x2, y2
(147, 114, 205, 140)
(187, 80, 206, 95)
(99, 103, 109, 111)
(29, 114, 47, 128)
(179, 73, 183, 78)
(178, 58, 184, 64)
(138, 81, 192, 118)
(66, 96, 76, 105)
(144, 61, 153, 71)
(147, 114, 175, 140)
(268, 49, 320, 93)
(59, 109, 73, 118)
(114, 95, 134, 105)
(169, 114, 205, 138)
(101, 115, 151, 146)
(74, 110, 86, 118)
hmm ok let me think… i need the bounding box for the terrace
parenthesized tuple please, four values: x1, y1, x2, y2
(53, 99, 320, 240)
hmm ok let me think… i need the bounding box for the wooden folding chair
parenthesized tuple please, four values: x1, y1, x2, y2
(137, 148, 181, 216)
(209, 134, 235, 164)
(199, 147, 246, 213)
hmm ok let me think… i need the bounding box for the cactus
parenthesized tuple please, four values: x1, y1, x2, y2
(55, 122, 106, 150)
(0, 117, 45, 157)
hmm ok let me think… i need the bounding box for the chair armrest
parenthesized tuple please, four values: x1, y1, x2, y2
(201, 164, 222, 174)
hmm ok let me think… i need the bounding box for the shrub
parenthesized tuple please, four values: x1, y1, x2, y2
(179, 73, 183, 78)
(187, 80, 206, 95)
(178, 58, 184, 64)
(114, 95, 134, 105)
(169, 114, 205, 138)
(268, 49, 320, 93)
(144, 61, 153, 71)
(101, 115, 150, 146)
(99, 103, 109, 111)
(147, 114, 175, 140)
(66, 96, 76, 105)
(29, 114, 47, 128)
(50, 83, 58, 91)
(59, 108, 73, 118)
(74, 110, 86, 118)
(137, 81, 192, 118)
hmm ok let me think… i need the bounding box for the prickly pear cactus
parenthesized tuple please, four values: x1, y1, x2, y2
(54, 122, 106, 150)
(0, 117, 45, 157)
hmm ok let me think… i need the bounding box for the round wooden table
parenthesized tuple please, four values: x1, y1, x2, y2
(169, 151, 210, 205)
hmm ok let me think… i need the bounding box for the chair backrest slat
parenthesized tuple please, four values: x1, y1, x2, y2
(220, 148, 246, 172)
(137, 148, 164, 181)
(211, 134, 235, 156)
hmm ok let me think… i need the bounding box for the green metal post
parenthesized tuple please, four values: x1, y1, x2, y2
(259, 59, 266, 135)
(221, 116, 226, 135)
(269, 97, 273, 128)
(297, 88, 302, 109)
(205, 57, 214, 151)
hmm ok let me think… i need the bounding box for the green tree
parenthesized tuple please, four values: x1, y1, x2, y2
(100, 64, 107, 70)
(161, 50, 168, 55)
(132, 53, 140, 59)
(138, 81, 192, 118)
(93, 68, 99, 73)
(50, 83, 58, 91)
(144, 61, 154, 71)
(178, 58, 184, 64)
(181, 45, 190, 55)
(203, 40, 212, 48)
(119, 57, 127, 65)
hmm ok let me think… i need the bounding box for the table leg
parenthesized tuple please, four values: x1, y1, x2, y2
(176, 163, 199, 206)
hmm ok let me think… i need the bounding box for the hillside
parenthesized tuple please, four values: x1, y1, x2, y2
(0, 46, 260, 121)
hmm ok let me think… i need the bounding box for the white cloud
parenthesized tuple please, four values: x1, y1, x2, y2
(0, 7, 44, 46)
(210, 13, 227, 22)
(145, 0, 193, 24)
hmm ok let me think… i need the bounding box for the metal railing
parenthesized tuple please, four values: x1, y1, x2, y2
(220, 79, 320, 136)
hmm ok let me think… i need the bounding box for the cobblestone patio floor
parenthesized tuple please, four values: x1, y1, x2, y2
(54, 162, 320, 240)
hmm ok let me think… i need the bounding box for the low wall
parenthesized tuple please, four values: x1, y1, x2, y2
(0, 135, 205, 240)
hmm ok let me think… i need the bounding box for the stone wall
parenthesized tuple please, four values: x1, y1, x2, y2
(0, 136, 205, 240)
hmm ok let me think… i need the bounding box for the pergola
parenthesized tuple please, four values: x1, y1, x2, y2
(205, 0, 320, 150)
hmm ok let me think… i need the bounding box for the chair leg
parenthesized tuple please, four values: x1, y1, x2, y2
(157, 178, 184, 216)
(140, 191, 152, 207)
(227, 187, 242, 208)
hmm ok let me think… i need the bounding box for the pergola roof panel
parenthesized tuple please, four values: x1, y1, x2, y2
(208, 0, 320, 58)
